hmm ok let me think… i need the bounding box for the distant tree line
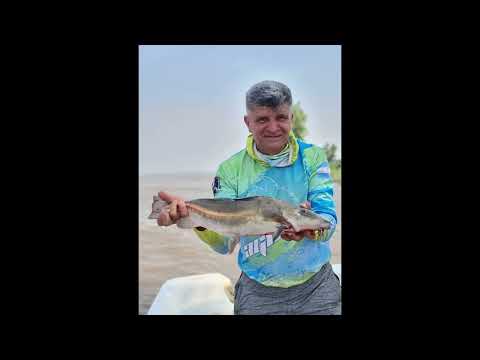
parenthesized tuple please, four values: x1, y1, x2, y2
(292, 102, 341, 182)
(292, 102, 340, 163)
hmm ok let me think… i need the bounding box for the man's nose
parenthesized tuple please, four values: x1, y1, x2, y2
(265, 120, 281, 133)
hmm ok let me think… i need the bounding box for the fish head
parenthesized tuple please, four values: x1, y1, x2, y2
(281, 206, 331, 232)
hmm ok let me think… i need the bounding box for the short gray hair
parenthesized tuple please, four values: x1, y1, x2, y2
(246, 80, 292, 111)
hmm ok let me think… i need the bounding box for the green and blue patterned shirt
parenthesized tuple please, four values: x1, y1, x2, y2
(194, 131, 337, 288)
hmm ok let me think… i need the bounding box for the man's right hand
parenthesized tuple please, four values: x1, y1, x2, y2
(156, 191, 189, 226)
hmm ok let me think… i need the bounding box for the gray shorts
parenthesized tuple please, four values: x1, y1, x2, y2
(234, 262, 341, 315)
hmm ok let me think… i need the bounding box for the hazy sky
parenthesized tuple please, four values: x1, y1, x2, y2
(139, 45, 341, 175)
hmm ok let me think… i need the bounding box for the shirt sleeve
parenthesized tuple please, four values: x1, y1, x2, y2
(193, 162, 238, 254)
(307, 148, 337, 242)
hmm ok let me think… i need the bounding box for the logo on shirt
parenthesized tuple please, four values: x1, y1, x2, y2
(243, 234, 280, 258)
(212, 176, 221, 196)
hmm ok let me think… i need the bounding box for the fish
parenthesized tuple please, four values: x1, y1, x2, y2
(148, 195, 331, 254)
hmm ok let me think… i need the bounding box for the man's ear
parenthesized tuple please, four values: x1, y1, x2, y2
(244, 115, 251, 132)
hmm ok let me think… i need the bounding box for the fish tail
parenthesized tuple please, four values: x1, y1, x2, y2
(147, 195, 171, 219)
(153, 195, 170, 208)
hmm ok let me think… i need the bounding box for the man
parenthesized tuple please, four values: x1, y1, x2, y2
(157, 80, 341, 315)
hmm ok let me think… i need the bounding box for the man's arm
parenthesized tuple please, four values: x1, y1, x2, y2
(281, 147, 337, 242)
(193, 163, 238, 254)
(306, 147, 337, 242)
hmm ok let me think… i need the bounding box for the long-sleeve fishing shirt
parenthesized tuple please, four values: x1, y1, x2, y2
(193, 132, 337, 288)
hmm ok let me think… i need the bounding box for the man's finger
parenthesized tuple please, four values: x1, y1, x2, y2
(157, 211, 172, 226)
(282, 230, 303, 241)
(304, 230, 315, 239)
(288, 230, 305, 241)
(159, 191, 174, 203)
(169, 199, 178, 221)
(291, 233, 303, 241)
(281, 230, 294, 241)
(178, 200, 188, 218)
(300, 201, 311, 209)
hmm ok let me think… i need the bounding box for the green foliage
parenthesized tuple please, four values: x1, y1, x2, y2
(323, 143, 341, 183)
(329, 160, 341, 183)
(291, 102, 341, 182)
(324, 143, 337, 162)
(291, 102, 308, 140)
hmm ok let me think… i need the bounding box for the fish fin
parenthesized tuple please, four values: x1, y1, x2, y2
(272, 224, 288, 242)
(176, 216, 196, 229)
(147, 196, 170, 219)
(227, 235, 240, 254)
(234, 196, 262, 201)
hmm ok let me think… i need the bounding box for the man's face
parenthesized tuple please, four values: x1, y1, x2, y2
(244, 104, 293, 155)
